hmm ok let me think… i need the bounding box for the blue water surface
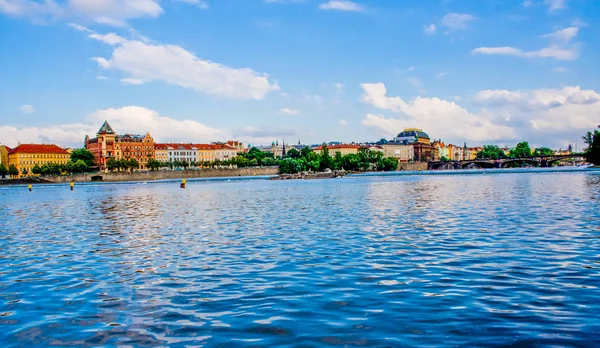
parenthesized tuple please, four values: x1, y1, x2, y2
(1, 171, 599, 347)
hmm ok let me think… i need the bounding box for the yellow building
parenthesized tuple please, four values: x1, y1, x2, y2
(0, 145, 10, 169)
(8, 144, 70, 177)
(313, 144, 366, 156)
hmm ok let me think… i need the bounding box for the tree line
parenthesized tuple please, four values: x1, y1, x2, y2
(474, 142, 556, 160)
(278, 145, 398, 174)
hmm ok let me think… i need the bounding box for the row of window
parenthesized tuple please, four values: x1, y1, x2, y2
(17, 154, 68, 159)
(18, 160, 69, 165)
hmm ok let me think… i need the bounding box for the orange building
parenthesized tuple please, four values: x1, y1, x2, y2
(8, 144, 70, 177)
(85, 121, 155, 171)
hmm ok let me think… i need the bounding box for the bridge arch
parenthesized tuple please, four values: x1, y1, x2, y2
(500, 159, 541, 168)
(461, 161, 495, 169)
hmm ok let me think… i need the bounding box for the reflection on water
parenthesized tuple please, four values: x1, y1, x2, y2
(1, 172, 599, 347)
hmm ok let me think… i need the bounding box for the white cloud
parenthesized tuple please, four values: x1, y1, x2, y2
(87, 31, 279, 100)
(472, 27, 580, 61)
(545, 0, 566, 11)
(172, 0, 209, 9)
(423, 24, 436, 35)
(334, 83, 344, 93)
(318, 1, 364, 12)
(407, 66, 415, 71)
(121, 78, 145, 85)
(67, 22, 91, 32)
(18, 104, 35, 114)
(438, 72, 448, 77)
(360, 82, 517, 143)
(280, 92, 290, 98)
(541, 27, 578, 44)
(474, 86, 600, 134)
(441, 13, 477, 32)
(339, 119, 348, 126)
(0, 0, 206, 26)
(0, 105, 226, 147)
(89, 32, 126, 45)
(522, 0, 533, 7)
(97, 75, 108, 80)
(553, 67, 567, 72)
(279, 108, 300, 115)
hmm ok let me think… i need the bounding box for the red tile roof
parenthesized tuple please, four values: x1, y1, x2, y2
(9, 144, 68, 154)
(313, 144, 366, 150)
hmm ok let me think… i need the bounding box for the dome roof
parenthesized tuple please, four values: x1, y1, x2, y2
(397, 129, 430, 140)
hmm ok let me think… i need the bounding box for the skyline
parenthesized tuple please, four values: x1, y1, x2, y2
(1, 0, 599, 149)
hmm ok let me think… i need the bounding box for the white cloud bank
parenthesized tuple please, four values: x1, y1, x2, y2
(472, 27, 580, 61)
(0, 106, 227, 148)
(87, 31, 279, 100)
(360, 82, 516, 143)
(360, 82, 599, 147)
(0, 0, 205, 26)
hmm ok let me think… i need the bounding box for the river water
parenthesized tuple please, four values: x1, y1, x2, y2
(1, 170, 599, 347)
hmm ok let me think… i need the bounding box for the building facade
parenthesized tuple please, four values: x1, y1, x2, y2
(0, 145, 10, 168)
(393, 128, 434, 162)
(380, 143, 414, 162)
(8, 144, 70, 177)
(313, 144, 367, 156)
(85, 121, 155, 170)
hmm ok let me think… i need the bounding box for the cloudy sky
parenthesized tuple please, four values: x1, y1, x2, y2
(1, 0, 598, 149)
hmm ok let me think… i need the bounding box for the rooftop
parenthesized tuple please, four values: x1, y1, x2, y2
(9, 144, 69, 154)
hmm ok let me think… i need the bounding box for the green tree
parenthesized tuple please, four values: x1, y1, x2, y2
(21, 168, 29, 176)
(440, 156, 450, 162)
(300, 146, 313, 159)
(319, 143, 332, 171)
(64, 161, 75, 173)
(379, 157, 399, 171)
(477, 145, 507, 159)
(106, 158, 118, 171)
(31, 164, 42, 175)
(262, 157, 276, 166)
(8, 164, 19, 178)
(332, 152, 344, 170)
(73, 160, 88, 173)
(286, 148, 300, 159)
(128, 158, 139, 171)
(180, 160, 189, 170)
(583, 129, 600, 165)
(533, 147, 554, 156)
(70, 148, 95, 167)
(147, 158, 162, 171)
(0, 163, 7, 178)
(509, 142, 532, 158)
(279, 158, 306, 174)
(357, 148, 371, 171)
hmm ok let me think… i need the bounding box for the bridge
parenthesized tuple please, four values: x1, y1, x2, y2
(428, 154, 587, 170)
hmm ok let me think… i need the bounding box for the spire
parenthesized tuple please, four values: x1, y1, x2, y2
(282, 140, 286, 157)
(97, 120, 115, 135)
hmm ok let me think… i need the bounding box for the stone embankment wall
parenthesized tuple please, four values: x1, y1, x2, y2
(398, 162, 428, 171)
(46, 167, 279, 183)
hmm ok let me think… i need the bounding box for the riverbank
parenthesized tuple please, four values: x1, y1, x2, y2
(0, 177, 54, 185)
(0, 167, 279, 185)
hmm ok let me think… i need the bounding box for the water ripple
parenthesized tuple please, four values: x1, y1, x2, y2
(1, 172, 599, 346)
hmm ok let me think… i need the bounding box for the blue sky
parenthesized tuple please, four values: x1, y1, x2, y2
(1, 0, 599, 150)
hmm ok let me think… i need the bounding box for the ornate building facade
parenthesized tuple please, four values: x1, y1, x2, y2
(85, 121, 155, 170)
